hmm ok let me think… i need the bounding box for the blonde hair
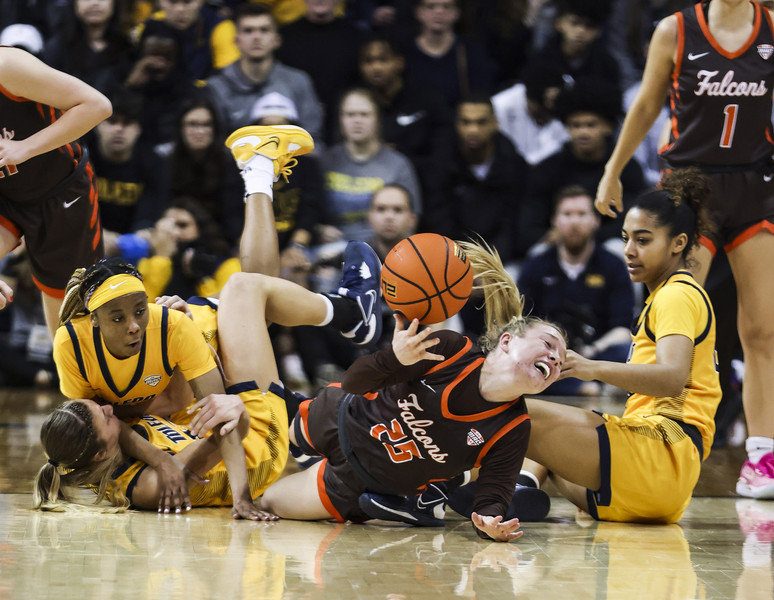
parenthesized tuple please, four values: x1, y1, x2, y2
(33, 401, 130, 512)
(457, 239, 562, 353)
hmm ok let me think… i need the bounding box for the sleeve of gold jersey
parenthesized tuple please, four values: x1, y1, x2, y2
(52, 325, 97, 399)
(648, 283, 708, 341)
(166, 309, 218, 380)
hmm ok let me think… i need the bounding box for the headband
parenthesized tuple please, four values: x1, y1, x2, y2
(87, 274, 147, 312)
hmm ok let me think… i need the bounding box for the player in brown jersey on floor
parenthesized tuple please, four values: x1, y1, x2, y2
(255, 245, 566, 542)
(596, 0, 774, 499)
(0, 46, 112, 338)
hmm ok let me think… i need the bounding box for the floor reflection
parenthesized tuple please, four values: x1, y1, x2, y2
(0, 389, 770, 599)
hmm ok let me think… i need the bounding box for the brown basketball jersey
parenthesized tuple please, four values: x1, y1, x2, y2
(660, 1, 774, 167)
(0, 84, 83, 202)
(342, 331, 530, 516)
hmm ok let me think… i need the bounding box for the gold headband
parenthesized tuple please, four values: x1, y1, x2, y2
(87, 274, 147, 312)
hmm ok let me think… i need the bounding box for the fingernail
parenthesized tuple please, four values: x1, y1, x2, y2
(176, 507, 181, 514)
(164, 508, 169, 513)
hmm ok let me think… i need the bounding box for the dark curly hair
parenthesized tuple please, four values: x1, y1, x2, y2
(631, 167, 715, 260)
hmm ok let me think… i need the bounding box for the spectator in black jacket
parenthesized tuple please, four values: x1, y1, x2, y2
(425, 93, 527, 263)
(358, 33, 454, 199)
(519, 78, 646, 255)
(277, 0, 363, 145)
(530, 0, 620, 90)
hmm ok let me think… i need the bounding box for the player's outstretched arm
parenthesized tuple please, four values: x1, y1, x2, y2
(471, 512, 523, 542)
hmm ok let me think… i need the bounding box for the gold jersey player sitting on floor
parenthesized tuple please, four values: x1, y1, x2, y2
(33, 125, 385, 518)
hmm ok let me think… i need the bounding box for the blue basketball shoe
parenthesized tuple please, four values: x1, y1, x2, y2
(335, 241, 383, 346)
(359, 482, 449, 527)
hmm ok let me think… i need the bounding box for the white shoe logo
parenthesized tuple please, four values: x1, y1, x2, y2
(687, 52, 709, 61)
(765, 174, 773, 183)
(63, 196, 81, 208)
(359, 262, 372, 280)
(109, 280, 128, 290)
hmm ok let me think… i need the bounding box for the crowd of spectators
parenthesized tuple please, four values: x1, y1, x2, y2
(2, 0, 741, 440)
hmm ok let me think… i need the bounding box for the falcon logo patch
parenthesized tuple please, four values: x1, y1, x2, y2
(144, 374, 162, 387)
(758, 44, 773, 60)
(466, 429, 485, 446)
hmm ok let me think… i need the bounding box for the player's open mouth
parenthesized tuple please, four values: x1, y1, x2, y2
(535, 361, 550, 380)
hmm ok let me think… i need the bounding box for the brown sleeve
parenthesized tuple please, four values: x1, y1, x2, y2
(471, 418, 531, 539)
(341, 330, 469, 394)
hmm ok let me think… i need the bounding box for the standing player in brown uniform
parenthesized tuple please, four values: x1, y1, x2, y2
(259, 243, 567, 542)
(0, 46, 112, 338)
(597, 0, 774, 499)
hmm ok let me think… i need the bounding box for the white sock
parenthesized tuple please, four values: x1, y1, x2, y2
(316, 294, 334, 326)
(746, 436, 774, 464)
(240, 154, 275, 199)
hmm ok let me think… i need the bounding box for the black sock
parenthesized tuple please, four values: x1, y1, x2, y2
(322, 293, 361, 331)
(517, 472, 539, 488)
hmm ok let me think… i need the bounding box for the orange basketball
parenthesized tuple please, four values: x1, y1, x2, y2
(381, 233, 474, 325)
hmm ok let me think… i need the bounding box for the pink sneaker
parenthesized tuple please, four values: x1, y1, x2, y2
(736, 500, 774, 542)
(737, 452, 774, 499)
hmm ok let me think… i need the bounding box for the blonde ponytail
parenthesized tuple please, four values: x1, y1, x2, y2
(457, 239, 562, 353)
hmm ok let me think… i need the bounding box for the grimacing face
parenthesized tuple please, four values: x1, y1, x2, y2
(499, 323, 566, 394)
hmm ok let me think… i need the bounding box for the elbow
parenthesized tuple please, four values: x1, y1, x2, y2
(658, 376, 689, 398)
(96, 94, 113, 121)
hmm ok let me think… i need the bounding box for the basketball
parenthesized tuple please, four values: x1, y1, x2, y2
(381, 233, 474, 325)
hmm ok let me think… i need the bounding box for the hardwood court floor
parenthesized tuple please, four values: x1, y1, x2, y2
(1, 388, 771, 600)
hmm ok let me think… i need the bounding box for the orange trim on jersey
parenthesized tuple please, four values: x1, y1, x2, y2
(667, 11, 685, 145)
(0, 213, 21, 238)
(696, 1, 760, 59)
(474, 413, 529, 468)
(699, 234, 717, 256)
(725, 220, 774, 252)
(92, 225, 102, 251)
(296, 399, 317, 451)
(32, 275, 65, 298)
(674, 11, 685, 78)
(441, 357, 517, 422)
(327, 381, 377, 400)
(0, 83, 28, 102)
(316, 460, 346, 522)
(425, 336, 472, 375)
(88, 163, 99, 227)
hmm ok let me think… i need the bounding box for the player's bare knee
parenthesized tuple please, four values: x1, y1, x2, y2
(223, 272, 271, 300)
(738, 318, 774, 353)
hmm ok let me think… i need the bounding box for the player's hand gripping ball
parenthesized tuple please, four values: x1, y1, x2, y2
(381, 233, 473, 325)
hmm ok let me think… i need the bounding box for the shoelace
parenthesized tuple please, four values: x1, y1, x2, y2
(278, 157, 298, 183)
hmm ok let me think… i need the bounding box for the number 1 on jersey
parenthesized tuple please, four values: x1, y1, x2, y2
(720, 104, 738, 148)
